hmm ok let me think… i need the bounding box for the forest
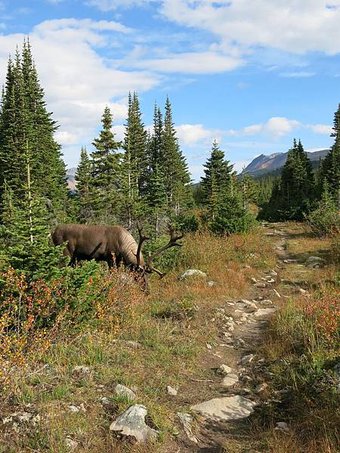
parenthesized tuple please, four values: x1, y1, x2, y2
(0, 42, 339, 452)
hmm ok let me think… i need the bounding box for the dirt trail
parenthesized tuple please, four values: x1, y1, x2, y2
(165, 223, 303, 452)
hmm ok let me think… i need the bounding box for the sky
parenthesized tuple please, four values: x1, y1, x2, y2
(0, 0, 338, 181)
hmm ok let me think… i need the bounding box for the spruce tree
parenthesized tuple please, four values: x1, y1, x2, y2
(161, 96, 192, 214)
(201, 141, 255, 234)
(121, 92, 147, 227)
(0, 152, 63, 279)
(201, 140, 234, 208)
(319, 104, 340, 208)
(90, 106, 121, 221)
(280, 139, 315, 219)
(0, 41, 67, 219)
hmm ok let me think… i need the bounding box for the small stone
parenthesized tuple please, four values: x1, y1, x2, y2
(115, 384, 136, 401)
(254, 308, 276, 318)
(219, 364, 232, 375)
(207, 280, 216, 287)
(110, 404, 159, 443)
(167, 386, 178, 396)
(251, 277, 257, 283)
(72, 365, 91, 376)
(180, 269, 207, 280)
(100, 397, 111, 405)
(124, 340, 142, 349)
(17, 412, 32, 423)
(266, 278, 275, 284)
(234, 338, 246, 347)
(177, 412, 198, 444)
(232, 309, 245, 319)
(65, 437, 79, 450)
(305, 256, 326, 268)
(239, 354, 255, 365)
(275, 421, 290, 433)
(206, 343, 212, 350)
(221, 374, 238, 387)
(255, 282, 266, 288)
(255, 383, 269, 393)
(68, 405, 80, 413)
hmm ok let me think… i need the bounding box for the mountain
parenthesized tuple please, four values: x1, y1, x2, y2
(242, 149, 329, 177)
(66, 167, 77, 192)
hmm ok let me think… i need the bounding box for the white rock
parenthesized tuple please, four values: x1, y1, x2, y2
(254, 308, 276, 318)
(167, 386, 178, 396)
(65, 437, 79, 450)
(255, 383, 269, 393)
(68, 405, 80, 413)
(207, 280, 216, 287)
(275, 421, 290, 433)
(305, 256, 326, 268)
(191, 395, 256, 421)
(124, 340, 142, 349)
(177, 412, 198, 444)
(219, 364, 232, 375)
(255, 282, 267, 288)
(72, 365, 91, 376)
(206, 343, 212, 350)
(180, 269, 207, 280)
(115, 384, 136, 401)
(239, 354, 255, 365)
(221, 374, 239, 387)
(110, 404, 158, 443)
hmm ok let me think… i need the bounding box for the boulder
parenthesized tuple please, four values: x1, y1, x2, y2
(110, 404, 158, 443)
(191, 395, 256, 421)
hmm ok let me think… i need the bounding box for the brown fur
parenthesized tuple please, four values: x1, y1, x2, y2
(52, 224, 145, 269)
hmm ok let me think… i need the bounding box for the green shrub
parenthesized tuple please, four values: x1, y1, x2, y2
(307, 194, 340, 237)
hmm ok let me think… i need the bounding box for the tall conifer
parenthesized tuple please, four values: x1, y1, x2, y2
(90, 106, 121, 221)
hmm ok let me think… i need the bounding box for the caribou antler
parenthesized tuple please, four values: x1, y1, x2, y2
(146, 225, 184, 275)
(135, 222, 150, 268)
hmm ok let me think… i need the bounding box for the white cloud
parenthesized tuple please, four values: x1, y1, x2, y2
(128, 50, 243, 74)
(307, 123, 332, 134)
(87, 0, 155, 11)
(160, 0, 340, 55)
(240, 117, 301, 137)
(280, 71, 315, 78)
(265, 117, 301, 137)
(176, 124, 220, 145)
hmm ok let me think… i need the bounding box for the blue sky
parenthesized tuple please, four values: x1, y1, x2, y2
(0, 1, 338, 180)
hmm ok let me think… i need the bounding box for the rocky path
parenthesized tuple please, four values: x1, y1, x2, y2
(167, 223, 297, 452)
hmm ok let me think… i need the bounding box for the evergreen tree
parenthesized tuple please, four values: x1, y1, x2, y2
(201, 141, 255, 234)
(201, 140, 234, 209)
(75, 147, 93, 222)
(319, 104, 340, 208)
(0, 153, 63, 279)
(90, 106, 121, 221)
(161, 96, 192, 214)
(262, 139, 315, 220)
(121, 92, 147, 227)
(0, 41, 67, 218)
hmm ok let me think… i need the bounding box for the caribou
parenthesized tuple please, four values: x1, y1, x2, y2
(52, 223, 183, 290)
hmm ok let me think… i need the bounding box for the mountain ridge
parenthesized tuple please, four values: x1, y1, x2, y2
(242, 149, 329, 177)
